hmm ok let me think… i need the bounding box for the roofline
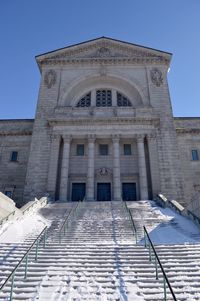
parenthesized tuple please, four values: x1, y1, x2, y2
(174, 117, 200, 120)
(0, 119, 34, 122)
(35, 36, 172, 59)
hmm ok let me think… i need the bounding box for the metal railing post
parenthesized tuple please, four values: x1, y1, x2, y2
(155, 257, 158, 280)
(10, 273, 15, 301)
(148, 243, 152, 261)
(164, 277, 167, 301)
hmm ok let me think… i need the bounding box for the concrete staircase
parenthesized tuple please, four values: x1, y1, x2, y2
(0, 200, 200, 300)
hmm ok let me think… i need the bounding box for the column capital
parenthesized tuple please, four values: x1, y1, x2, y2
(51, 133, 61, 142)
(146, 133, 156, 141)
(88, 134, 96, 143)
(62, 134, 72, 143)
(136, 134, 145, 142)
(112, 134, 120, 143)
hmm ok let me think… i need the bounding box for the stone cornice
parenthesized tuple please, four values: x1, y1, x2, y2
(176, 128, 200, 135)
(0, 131, 32, 136)
(47, 116, 160, 127)
(40, 56, 169, 68)
(37, 38, 170, 70)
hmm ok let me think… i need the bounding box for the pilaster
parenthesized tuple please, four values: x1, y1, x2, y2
(137, 134, 148, 200)
(112, 134, 121, 201)
(87, 134, 95, 201)
(47, 134, 61, 199)
(59, 135, 71, 201)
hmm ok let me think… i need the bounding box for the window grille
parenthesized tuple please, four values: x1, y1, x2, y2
(124, 144, 132, 155)
(117, 92, 132, 107)
(76, 144, 84, 156)
(191, 150, 199, 161)
(96, 90, 112, 107)
(10, 151, 18, 162)
(99, 144, 108, 155)
(76, 93, 91, 107)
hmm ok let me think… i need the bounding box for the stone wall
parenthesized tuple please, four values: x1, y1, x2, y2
(0, 120, 33, 207)
(175, 117, 200, 206)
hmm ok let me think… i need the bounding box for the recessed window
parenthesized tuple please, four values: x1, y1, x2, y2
(117, 92, 132, 107)
(76, 144, 84, 156)
(10, 151, 18, 162)
(124, 144, 132, 155)
(76, 93, 91, 107)
(99, 144, 108, 156)
(96, 90, 112, 107)
(5, 191, 12, 198)
(191, 150, 199, 161)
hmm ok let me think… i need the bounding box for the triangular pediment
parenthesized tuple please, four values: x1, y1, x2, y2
(36, 37, 171, 68)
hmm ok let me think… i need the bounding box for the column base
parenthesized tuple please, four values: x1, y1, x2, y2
(86, 197, 95, 202)
(113, 197, 121, 202)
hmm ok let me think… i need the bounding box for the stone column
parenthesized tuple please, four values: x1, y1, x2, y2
(87, 135, 95, 201)
(137, 134, 148, 200)
(59, 135, 71, 201)
(112, 135, 121, 201)
(47, 134, 61, 199)
(146, 134, 160, 198)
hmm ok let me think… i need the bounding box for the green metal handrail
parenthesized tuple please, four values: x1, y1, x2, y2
(59, 201, 80, 243)
(143, 226, 177, 301)
(122, 200, 138, 244)
(0, 226, 48, 301)
(0, 211, 16, 227)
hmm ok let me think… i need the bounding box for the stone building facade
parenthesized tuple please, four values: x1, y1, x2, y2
(0, 37, 199, 207)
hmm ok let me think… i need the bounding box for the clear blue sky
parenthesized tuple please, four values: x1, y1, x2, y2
(0, 0, 200, 119)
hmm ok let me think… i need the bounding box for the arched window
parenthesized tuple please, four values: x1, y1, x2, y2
(96, 90, 112, 107)
(76, 92, 91, 107)
(117, 92, 132, 107)
(75, 90, 132, 107)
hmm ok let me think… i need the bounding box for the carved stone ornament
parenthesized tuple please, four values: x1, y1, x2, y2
(150, 68, 163, 87)
(96, 167, 111, 176)
(96, 47, 111, 57)
(44, 69, 56, 89)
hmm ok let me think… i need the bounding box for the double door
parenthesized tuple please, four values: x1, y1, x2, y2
(122, 183, 137, 201)
(97, 183, 111, 201)
(71, 183, 86, 202)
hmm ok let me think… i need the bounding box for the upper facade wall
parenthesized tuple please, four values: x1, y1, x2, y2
(35, 37, 172, 121)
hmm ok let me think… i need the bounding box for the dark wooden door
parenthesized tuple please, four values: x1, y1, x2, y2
(122, 183, 137, 201)
(97, 183, 111, 201)
(71, 183, 86, 202)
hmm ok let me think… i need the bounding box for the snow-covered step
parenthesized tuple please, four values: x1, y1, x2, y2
(1, 200, 200, 300)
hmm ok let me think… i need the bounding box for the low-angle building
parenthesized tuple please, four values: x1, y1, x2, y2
(0, 37, 200, 207)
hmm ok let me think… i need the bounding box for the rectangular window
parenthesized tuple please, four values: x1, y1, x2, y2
(76, 144, 84, 156)
(192, 150, 199, 161)
(124, 144, 132, 155)
(10, 151, 18, 162)
(99, 144, 108, 156)
(5, 191, 12, 198)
